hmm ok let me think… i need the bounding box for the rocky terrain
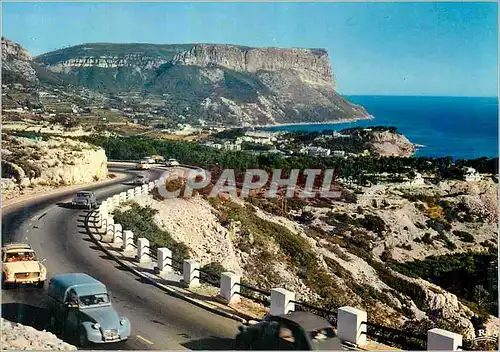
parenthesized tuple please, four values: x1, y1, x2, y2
(1, 318, 77, 350)
(367, 130, 416, 157)
(30, 41, 370, 126)
(1, 133, 108, 201)
(112, 175, 498, 344)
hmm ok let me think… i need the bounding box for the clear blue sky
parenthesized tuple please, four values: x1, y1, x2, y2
(2, 1, 498, 97)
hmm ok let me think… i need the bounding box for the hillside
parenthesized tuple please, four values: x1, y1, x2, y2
(30, 41, 370, 126)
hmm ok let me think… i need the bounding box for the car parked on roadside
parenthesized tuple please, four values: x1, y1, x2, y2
(2, 243, 47, 289)
(71, 191, 98, 209)
(234, 311, 343, 350)
(47, 273, 131, 347)
(165, 158, 180, 167)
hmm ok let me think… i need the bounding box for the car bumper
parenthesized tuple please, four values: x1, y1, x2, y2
(72, 202, 91, 207)
(4, 278, 44, 284)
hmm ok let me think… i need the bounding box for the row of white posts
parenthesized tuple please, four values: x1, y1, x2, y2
(92, 181, 464, 351)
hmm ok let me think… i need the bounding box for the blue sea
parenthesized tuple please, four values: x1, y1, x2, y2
(262, 96, 498, 160)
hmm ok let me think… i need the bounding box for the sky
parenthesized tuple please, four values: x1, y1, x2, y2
(2, 1, 498, 97)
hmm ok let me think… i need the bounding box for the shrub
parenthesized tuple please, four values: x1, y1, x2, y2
(114, 204, 190, 263)
(357, 214, 387, 236)
(453, 230, 475, 243)
(421, 233, 433, 245)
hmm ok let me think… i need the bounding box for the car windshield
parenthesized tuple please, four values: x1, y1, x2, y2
(138, 175, 145, 178)
(79, 293, 110, 307)
(76, 193, 90, 198)
(5, 251, 37, 262)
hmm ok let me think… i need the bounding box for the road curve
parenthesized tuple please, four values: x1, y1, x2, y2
(1, 166, 240, 350)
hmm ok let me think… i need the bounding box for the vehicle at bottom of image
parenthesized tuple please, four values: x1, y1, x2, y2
(47, 273, 131, 347)
(234, 311, 343, 350)
(2, 243, 47, 289)
(71, 191, 98, 209)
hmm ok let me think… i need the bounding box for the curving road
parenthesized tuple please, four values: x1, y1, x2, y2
(1, 165, 240, 350)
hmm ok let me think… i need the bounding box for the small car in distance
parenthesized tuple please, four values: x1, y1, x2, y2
(135, 161, 151, 170)
(71, 191, 98, 209)
(133, 174, 149, 185)
(234, 311, 343, 350)
(165, 158, 180, 167)
(2, 243, 47, 288)
(47, 273, 131, 347)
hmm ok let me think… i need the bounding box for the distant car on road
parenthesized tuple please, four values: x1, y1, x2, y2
(47, 273, 131, 347)
(2, 243, 47, 289)
(234, 311, 343, 350)
(165, 158, 180, 167)
(71, 191, 98, 209)
(135, 161, 151, 170)
(133, 174, 149, 185)
(145, 157, 156, 164)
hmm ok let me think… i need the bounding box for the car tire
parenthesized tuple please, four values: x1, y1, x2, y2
(2, 273, 10, 290)
(36, 280, 45, 289)
(78, 328, 89, 348)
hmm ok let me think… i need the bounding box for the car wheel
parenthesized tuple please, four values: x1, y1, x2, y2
(78, 328, 89, 348)
(36, 280, 45, 288)
(2, 273, 10, 290)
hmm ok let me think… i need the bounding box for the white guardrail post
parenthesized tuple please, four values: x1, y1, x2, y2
(155, 248, 172, 274)
(134, 186, 141, 197)
(122, 230, 134, 252)
(183, 259, 200, 288)
(220, 272, 240, 304)
(427, 328, 462, 351)
(119, 192, 127, 203)
(141, 184, 149, 194)
(105, 217, 115, 238)
(127, 189, 135, 200)
(270, 288, 295, 316)
(113, 223, 123, 244)
(337, 306, 367, 347)
(136, 238, 151, 263)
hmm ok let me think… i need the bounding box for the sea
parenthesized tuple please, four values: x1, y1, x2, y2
(261, 96, 499, 160)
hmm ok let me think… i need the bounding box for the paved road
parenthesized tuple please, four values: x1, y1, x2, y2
(1, 166, 240, 350)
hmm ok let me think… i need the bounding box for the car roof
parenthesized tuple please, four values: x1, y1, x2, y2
(3, 243, 32, 251)
(272, 311, 333, 331)
(49, 273, 107, 300)
(76, 191, 93, 195)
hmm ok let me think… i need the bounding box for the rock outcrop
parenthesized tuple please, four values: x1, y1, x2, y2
(1, 318, 77, 350)
(31, 41, 371, 126)
(2, 38, 38, 84)
(367, 130, 416, 157)
(1, 133, 108, 198)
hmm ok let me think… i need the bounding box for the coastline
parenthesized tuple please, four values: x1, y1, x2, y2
(253, 114, 375, 129)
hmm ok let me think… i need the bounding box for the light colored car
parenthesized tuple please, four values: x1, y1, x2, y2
(47, 273, 131, 346)
(145, 157, 156, 164)
(2, 243, 47, 288)
(71, 191, 98, 209)
(165, 158, 180, 167)
(136, 161, 151, 170)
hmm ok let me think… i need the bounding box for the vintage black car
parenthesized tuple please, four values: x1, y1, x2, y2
(235, 311, 344, 350)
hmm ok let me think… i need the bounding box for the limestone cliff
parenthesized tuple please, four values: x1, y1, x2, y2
(1, 133, 108, 193)
(2, 37, 38, 84)
(32, 42, 371, 126)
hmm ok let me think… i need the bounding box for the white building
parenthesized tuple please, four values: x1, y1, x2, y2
(464, 167, 481, 182)
(332, 150, 346, 158)
(300, 146, 331, 157)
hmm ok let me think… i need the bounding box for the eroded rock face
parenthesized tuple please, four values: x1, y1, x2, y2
(1, 318, 77, 350)
(2, 38, 38, 84)
(368, 130, 416, 157)
(1, 134, 108, 188)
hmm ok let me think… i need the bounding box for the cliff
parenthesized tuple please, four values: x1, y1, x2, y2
(31, 41, 371, 126)
(2, 37, 39, 84)
(1, 133, 108, 201)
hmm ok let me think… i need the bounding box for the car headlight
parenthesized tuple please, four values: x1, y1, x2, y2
(92, 323, 101, 329)
(120, 319, 126, 326)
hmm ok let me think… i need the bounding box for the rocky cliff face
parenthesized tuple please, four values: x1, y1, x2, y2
(1, 133, 108, 194)
(1, 318, 77, 350)
(2, 37, 38, 84)
(368, 130, 416, 157)
(31, 41, 370, 126)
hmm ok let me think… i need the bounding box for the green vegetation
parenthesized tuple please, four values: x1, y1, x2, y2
(390, 252, 498, 316)
(113, 203, 190, 264)
(453, 230, 475, 243)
